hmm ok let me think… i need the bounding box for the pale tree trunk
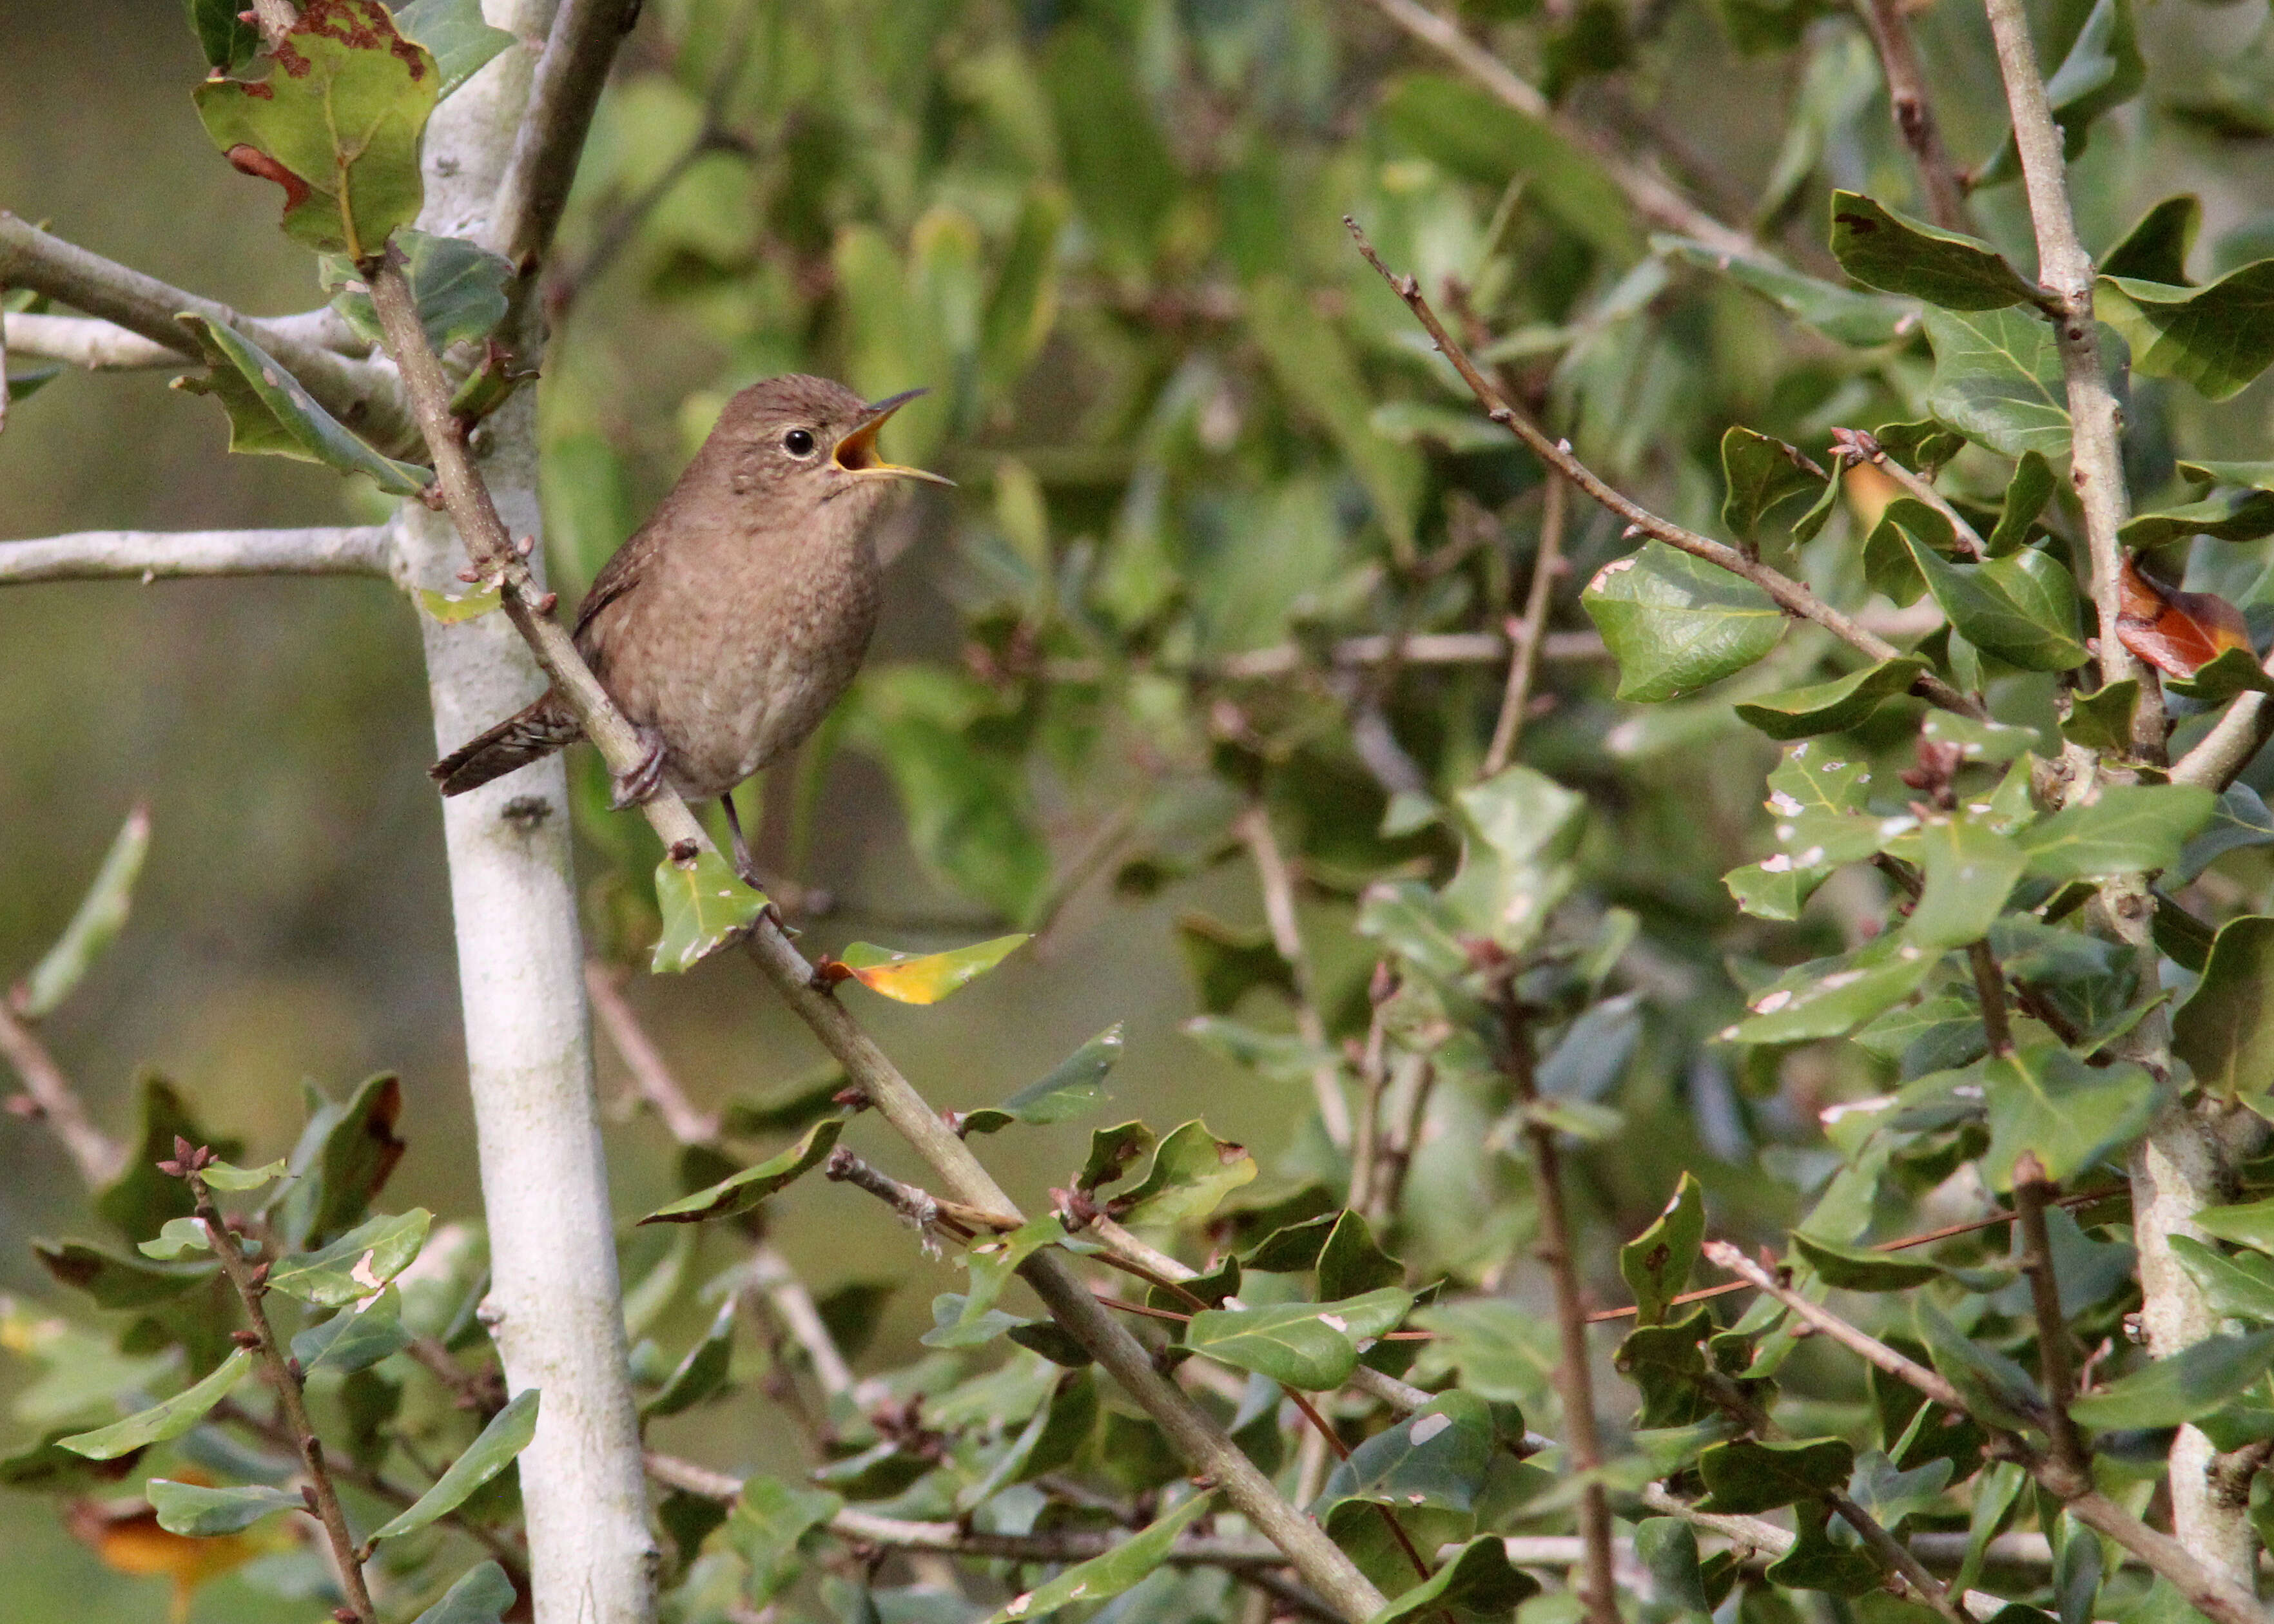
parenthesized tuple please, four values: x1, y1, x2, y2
(390, 7, 659, 1620)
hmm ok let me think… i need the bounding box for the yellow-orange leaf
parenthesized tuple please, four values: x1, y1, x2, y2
(826, 934, 1029, 1005)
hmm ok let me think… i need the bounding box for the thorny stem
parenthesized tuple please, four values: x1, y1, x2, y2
(1237, 804, 1352, 1147)
(1345, 218, 1987, 722)
(1854, 0, 1974, 232)
(2013, 1155, 2090, 1473)
(185, 1165, 378, 1624)
(1483, 474, 1565, 776)
(1501, 993, 1617, 1624)
(1968, 940, 2016, 1058)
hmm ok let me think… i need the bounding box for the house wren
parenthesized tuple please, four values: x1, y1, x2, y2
(430, 374, 949, 884)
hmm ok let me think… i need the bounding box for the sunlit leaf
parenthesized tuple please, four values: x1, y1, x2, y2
(2016, 784, 2216, 879)
(1581, 542, 1785, 702)
(266, 1208, 431, 1306)
(1185, 1287, 1414, 1389)
(1733, 657, 1926, 740)
(830, 933, 1027, 1004)
(1903, 536, 2087, 672)
(650, 847, 768, 973)
(1906, 816, 2026, 950)
(1923, 307, 2071, 459)
(1111, 1120, 1257, 1227)
(293, 1284, 414, 1376)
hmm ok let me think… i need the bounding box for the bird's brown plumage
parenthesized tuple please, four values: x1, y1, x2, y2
(431, 374, 941, 805)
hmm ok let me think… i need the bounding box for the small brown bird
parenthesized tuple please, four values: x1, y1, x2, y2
(431, 374, 950, 885)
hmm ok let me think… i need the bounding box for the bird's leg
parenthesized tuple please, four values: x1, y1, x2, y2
(720, 791, 765, 891)
(608, 724, 669, 809)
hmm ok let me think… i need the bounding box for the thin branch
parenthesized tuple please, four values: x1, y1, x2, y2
(2013, 1154, 2089, 1473)
(1978, 0, 2160, 757)
(584, 962, 719, 1143)
(1854, 0, 1974, 232)
(1370, 1054, 1434, 1228)
(746, 1243, 859, 1400)
(0, 214, 413, 452)
(0, 527, 394, 586)
(1484, 474, 1566, 775)
(2172, 690, 2274, 790)
(1502, 994, 1616, 1624)
(370, 232, 1388, 1624)
(824, 1146, 1022, 1235)
(1237, 804, 1352, 1147)
(1703, 1241, 1973, 1415)
(488, 0, 647, 272)
(1345, 218, 1987, 721)
(1357, 0, 1760, 262)
(177, 1152, 377, 1624)
(1346, 983, 1394, 1217)
(0, 1000, 124, 1186)
(4, 308, 364, 371)
(1843, 431, 1989, 559)
(1968, 940, 2016, 1058)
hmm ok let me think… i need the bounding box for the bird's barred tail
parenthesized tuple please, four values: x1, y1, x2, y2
(429, 693, 585, 796)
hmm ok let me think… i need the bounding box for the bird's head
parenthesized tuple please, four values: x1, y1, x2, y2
(706, 374, 952, 519)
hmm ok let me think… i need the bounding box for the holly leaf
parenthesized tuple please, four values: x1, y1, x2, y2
(829, 934, 1027, 1004)
(639, 1117, 844, 1224)
(1903, 536, 2088, 672)
(2015, 784, 2216, 880)
(651, 849, 768, 973)
(193, 0, 440, 257)
(1696, 1437, 1854, 1513)
(1580, 542, 1785, 702)
(1111, 1120, 1257, 1227)
(1829, 192, 2038, 310)
(1979, 1044, 2162, 1191)
(2099, 261, 2274, 401)
(1368, 1532, 1540, 1622)
(1923, 307, 2072, 459)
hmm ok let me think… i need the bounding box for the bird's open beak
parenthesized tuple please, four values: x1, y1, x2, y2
(833, 389, 955, 487)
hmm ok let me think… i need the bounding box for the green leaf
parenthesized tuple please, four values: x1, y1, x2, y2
(2064, 680, 2140, 753)
(2173, 916, 2274, 1098)
(650, 847, 768, 972)
(1726, 941, 1935, 1045)
(1175, 914, 1297, 1014)
(266, 1208, 432, 1306)
(2120, 486, 2274, 547)
(727, 1478, 842, 1600)
(1829, 192, 2039, 311)
(1904, 536, 2088, 672)
(719, 1064, 847, 1139)
(1920, 710, 2039, 766)
(292, 1285, 414, 1375)
(1720, 427, 1825, 548)
(1657, 236, 1915, 346)
(17, 805, 148, 1018)
(173, 314, 432, 495)
(1248, 277, 1423, 557)
(835, 934, 1027, 1005)
(960, 1025, 1123, 1134)
(2101, 195, 2201, 285)
(1244, 1212, 1343, 1273)
(58, 1348, 255, 1460)
(978, 187, 1068, 404)
(639, 1117, 844, 1224)
(1181, 1016, 1339, 1085)
(985, 1492, 1218, 1623)
(392, 0, 516, 99)
(1112, 1120, 1258, 1227)
(137, 1217, 215, 1261)
(321, 230, 510, 354)
(1978, 0, 2143, 184)
(182, 0, 259, 74)
(409, 1561, 516, 1624)
(1580, 541, 1786, 702)
(1185, 1287, 1415, 1389)
(2180, 785, 2274, 882)
(2098, 262, 2274, 401)
(643, 1297, 737, 1418)
(36, 1238, 216, 1309)
(1988, 451, 2057, 556)
(1980, 1044, 2162, 1192)
(1319, 1209, 1404, 1302)
(2069, 1331, 2274, 1429)
(1924, 307, 2071, 459)
(1366, 1532, 1540, 1623)
(1733, 657, 1927, 740)
(369, 1388, 539, 1543)
(1621, 1172, 1706, 1325)
(2166, 646, 2274, 705)
(147, 1477, 303, 1536)
(1791, 1234, 1943, 1291)
(1040, 26, 1178, 274)
(1906, 816, 2026, 950)
(95, 1076, 235, 1242)
(1077, 1121, 1156, 1191)
(1846, 1450, 1953, 1533)
(2199, 1197, 2274, 1253)
(1441, 767, 1589, 956)
(2016, 784, 2217, 880)
(2178, 459, 2274, 492)
(199, 1157, 287, 1192)
(274, 1072, 407, 1252)
(1696, 1436, 1855, 1513)
(193, 1, 439, 256)
(2172, 1236, 2274, 1322)
(932, 1217, 1085, 1344)
(1316, 1391, 1493, 1520)
(1767, 1504, 1885, 1596)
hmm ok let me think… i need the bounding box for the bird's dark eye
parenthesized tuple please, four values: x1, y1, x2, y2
(782, 428, 817, 458)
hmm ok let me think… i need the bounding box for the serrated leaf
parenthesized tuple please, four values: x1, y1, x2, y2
(2070, 1331, 2274, 1429)
(175, 314, 432, 494)
(2016, 784, 2217, 879)
(1733, 657, 1927, 742)
(2173, 916, 2274, 1097)
(369, 1388, 539, 1543)
(1366, 1532, 1540, 1623)
(1905, 536, 2088, 672)
(1696, 1436, 1854, 1513)
(834, 934, 1027, 1004)
(1621, 1172, 1706, 1324)
(639, 1117, 844, 1224)
(147, 1477, 303, 1536)
(59, 1348, 254, 1460)
(266, 1208, 431, 1306)
(1581, 542, 1785, 702)
(1979, 1044, 2161, 1192)
(1112, 1120, 1257, 1227)
(1185, 1287, 1415, 1389)
(1923, 307, 2072, 459)
(194, 1, 438, 256)
(651, 848, 768, 972)
(2099, 260, 2274, 401)
(962, 1025, 1123, 1134)
(986, 1492, 1217, 1623)
(643, 1297, 736, 1417)
(1829, 192, 2039, 310)
(293, 1284, 414, 1375)
(17, 805, 148, 1018)
(393, 0, 516, 98)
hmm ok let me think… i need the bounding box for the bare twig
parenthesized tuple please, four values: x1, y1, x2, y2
(1968, 941, 2016, 1058)
(584, 962, 719, 1143)
(1237, 804, 1353, 1147)
(1704, 1241, 1974, 1413)
(1346, 985, 1394, 1217)
(1843, 432, 1990, 559)
(0, 1001, 124, 1186)
(1038, 628, 1608, 685)
(1502, 994, 1616, 1624)
(5, 308, 362, 371)
(0, 527, 394, 586)
(1483, 474, 1565, 775)
(176, 1153, 376, 1623)
(488, 0, 647, 271)
(745, 1243, 859, 1400)
(824, 1146, 1021, 1235)
(1854, 0, 1973, 231)
(1370, 1054, 1434, 1227)
(0, 215, 412, 452)
(1345, 218, 1986, 722)
(2012, 1155, 2088, 1471)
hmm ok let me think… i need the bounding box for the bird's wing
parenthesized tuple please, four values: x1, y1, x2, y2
(572, 523, 663, 646)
